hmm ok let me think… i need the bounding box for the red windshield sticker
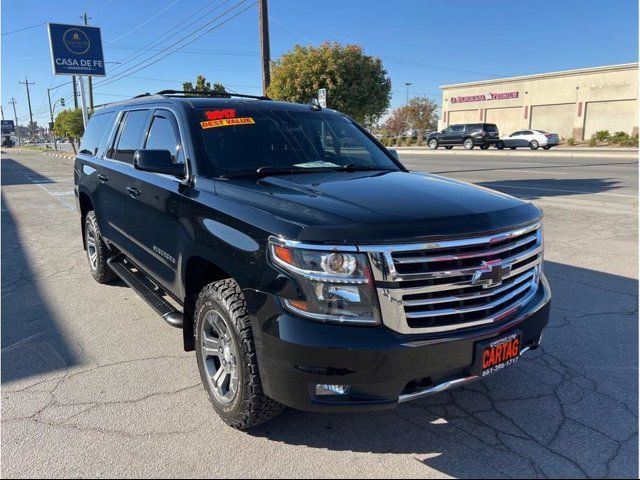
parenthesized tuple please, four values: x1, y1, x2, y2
(201, 117, 255, 129)
(205, 109, 237, 120)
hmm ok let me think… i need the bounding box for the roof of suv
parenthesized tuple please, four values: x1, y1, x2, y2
(96, 92, 321, 113)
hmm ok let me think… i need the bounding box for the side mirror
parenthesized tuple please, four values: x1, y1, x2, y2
(388, 148, 400, 160)
(134, 149, 184, 177)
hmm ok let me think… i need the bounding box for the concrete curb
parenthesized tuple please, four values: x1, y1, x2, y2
(43, 151, 74, 159)
(393, 147, 638, 159)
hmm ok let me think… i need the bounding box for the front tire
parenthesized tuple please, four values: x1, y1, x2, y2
(496, 141, 505, 150)
(529, 140, 540, 150)
(84, 211, 117, 284)
(543, 146, 551, 150)
(445, 146, 453, 150)
(463, 138, 474, 150)
(428, 138, 439, 150)
(480, 144, 490, 150)
(195, 279, 284, 430)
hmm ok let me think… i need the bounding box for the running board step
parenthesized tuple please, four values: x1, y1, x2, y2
(107, 256, 183, 328)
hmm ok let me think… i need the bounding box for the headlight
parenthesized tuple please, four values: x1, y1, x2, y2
(269, 238, 380, 325)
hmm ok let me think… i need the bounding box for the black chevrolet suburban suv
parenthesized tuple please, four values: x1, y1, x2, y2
(74, 91, 550, 429)
(427, 123, 500, 150)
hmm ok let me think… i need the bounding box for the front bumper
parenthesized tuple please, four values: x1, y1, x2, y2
(248, 275, 551, 412)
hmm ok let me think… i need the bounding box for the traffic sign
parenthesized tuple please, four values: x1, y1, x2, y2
(1, 120, 15, 134)
(47, 23, 106, 76)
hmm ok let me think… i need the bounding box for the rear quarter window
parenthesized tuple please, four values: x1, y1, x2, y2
(79, 111, 115, 157)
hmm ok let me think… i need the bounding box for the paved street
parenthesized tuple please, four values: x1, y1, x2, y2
(1, 149, 638, 478)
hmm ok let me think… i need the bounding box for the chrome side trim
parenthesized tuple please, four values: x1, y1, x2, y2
(397, 346, 532, 404)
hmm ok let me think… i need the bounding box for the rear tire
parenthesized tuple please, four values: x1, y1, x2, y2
(543, 146, 551, 150)
(195, 279, 284, 430)
(428, 139, 439, 150)
(84, 211, 117, 284)
(510, 147, 517, 150)
(463, 138, 474, 150)
(480, 144, 490, 150)
(445, 146, 453, 150)
(529, 140, 540, 150)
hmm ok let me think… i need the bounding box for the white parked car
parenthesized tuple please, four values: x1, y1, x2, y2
(496, 129, 560, 150)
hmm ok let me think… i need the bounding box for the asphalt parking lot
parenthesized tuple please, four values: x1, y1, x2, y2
(2, 149, 638, 478)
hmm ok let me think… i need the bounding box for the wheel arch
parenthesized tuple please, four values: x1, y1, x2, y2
(182, 254, 235, 351)
(78, 190, 94, 249)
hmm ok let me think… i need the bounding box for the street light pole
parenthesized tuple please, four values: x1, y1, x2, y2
(404, 82, 412, 105)
(81, 13, 94, 111)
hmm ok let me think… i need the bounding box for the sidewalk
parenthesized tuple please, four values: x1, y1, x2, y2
(393, 145, 638, 159)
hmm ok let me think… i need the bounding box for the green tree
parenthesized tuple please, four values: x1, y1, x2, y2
(267, 42, 392, 126)
(404, 96, 439, 145)
(383, 97, 439, 144)
(53, 109, 84, 153)
(183, 74, 226, 94)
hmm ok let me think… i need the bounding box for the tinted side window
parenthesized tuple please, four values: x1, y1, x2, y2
(450, 125, 464, 132)
(79, 112, 115, 157)
(486, 124, 498, 133)
(145, 113, 184, 164)
(113, 110, 150, 163)
(466, 124, 482, 132)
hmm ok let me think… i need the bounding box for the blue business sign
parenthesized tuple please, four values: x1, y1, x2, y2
(48, 23, 106, 76)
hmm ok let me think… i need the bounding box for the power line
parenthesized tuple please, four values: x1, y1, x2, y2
(94, 0, 257, 89)
(2, 22, 45, 36)
(104, 0, 226, 75)
(105, 0, 181, 45)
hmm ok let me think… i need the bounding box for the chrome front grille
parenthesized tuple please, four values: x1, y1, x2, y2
(364, 223, 543, 334)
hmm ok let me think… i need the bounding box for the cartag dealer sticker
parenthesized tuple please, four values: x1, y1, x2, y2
(201, 117, 255, 129)
(201, 109, 255, 129)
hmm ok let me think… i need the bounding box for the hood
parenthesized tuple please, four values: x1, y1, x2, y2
(214, 171, 542, 244)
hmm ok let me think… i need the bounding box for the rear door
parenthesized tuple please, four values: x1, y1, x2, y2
(443, 125, 464, 144)
(97, 109, 151, 253)
(125, 108, 189, 295)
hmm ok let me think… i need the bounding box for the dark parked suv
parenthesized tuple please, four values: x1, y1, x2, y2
(427, 123, 500, 150)
(75, 91, 550, 429)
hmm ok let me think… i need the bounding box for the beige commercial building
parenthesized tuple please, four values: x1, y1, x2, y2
(440, 63, 638, 140)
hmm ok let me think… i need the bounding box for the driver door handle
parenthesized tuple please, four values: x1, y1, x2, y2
(126, 186, 141, 198)
(97, 174, 109, 183)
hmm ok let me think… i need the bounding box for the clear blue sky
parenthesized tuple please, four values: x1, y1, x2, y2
(2, 0, 638, 126)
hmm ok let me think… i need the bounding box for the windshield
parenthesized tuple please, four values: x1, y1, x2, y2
(196, 108, 400, 177)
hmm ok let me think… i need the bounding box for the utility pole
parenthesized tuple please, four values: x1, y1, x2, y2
(1, 106, 4, 120)
(72, 76, 79, 108)
(19, 76, 35, 131)
(258, 0, 271, 95)
(9, 97, 19, 144)
(81, 13, 94, 111)
(404, 82, 412, 105)
(47, 88, 58, 150)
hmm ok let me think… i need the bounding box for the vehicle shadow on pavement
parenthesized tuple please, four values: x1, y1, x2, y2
(1, 194, 79, 383)
(249, 261, 638, 478)
(1, 158, 56, 186)
(477, 178, 623, 200)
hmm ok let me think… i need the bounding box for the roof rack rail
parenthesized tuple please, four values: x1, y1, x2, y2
(154, 90, 272, 101)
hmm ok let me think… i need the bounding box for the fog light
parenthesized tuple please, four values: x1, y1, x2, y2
(315, 384, 351, 396)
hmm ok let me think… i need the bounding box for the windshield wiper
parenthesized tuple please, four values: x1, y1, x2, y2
(220, 164, 396, 179)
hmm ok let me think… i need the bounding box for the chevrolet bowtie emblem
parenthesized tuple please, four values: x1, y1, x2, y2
(471, 260, 511, 289)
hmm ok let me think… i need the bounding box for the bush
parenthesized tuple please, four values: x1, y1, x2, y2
(618, 137, 638, 147)
(589, 135, 597, 147)
(609, 131, 631, 144)
(405, 137, 416, 146)
(566, 137, 575, 146)
(595, 130, 610, 142)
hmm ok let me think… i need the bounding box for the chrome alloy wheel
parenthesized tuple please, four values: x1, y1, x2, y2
(200, 310, 239, 404)
(86, 224, 98, 271)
